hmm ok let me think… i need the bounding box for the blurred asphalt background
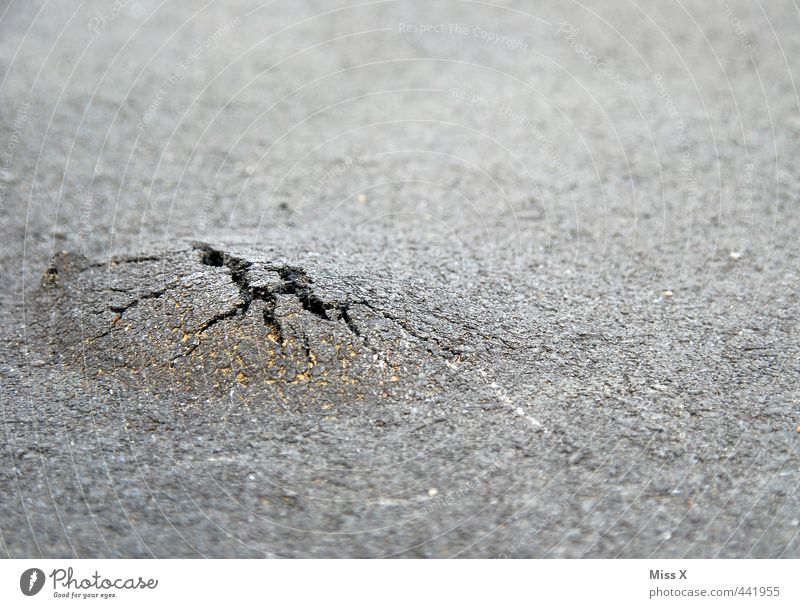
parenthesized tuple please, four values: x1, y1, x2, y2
(0, 0, 799, 557)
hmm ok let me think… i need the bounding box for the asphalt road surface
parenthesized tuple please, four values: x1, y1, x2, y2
(1, 0, 799, 558)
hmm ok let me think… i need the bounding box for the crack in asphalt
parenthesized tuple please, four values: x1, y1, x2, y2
(180, 243, 362, 361)
(43, 244, 461, 369)
(191, 243, 465, 362)
(109, 281, 180, 315)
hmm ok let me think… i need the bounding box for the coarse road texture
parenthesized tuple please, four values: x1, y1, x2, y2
(1, 0, 798, 558)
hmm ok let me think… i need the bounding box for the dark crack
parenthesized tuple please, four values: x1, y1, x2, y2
(193, 243, 355, 324)
(340, 307, 361, 338)
(262, 299, 283, 343)
(270, 266, 345, 324)
(359, 300, 459, 359)
(194, 243, 460, 361)
(89, 254, 164, 268)
(109, 281, 180, 315)
(184, 243, 362, 362)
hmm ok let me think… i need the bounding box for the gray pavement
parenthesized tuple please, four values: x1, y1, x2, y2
(0, 0, 798, 557)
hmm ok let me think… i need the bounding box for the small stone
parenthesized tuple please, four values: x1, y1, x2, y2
(357, 193, 367, 203)
(427, 488, 438, 497)
(729, 250, 742, 260)
(662, 290, 674, 298)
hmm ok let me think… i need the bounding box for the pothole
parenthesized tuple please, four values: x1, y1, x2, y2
(34, 242, 477, 401)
